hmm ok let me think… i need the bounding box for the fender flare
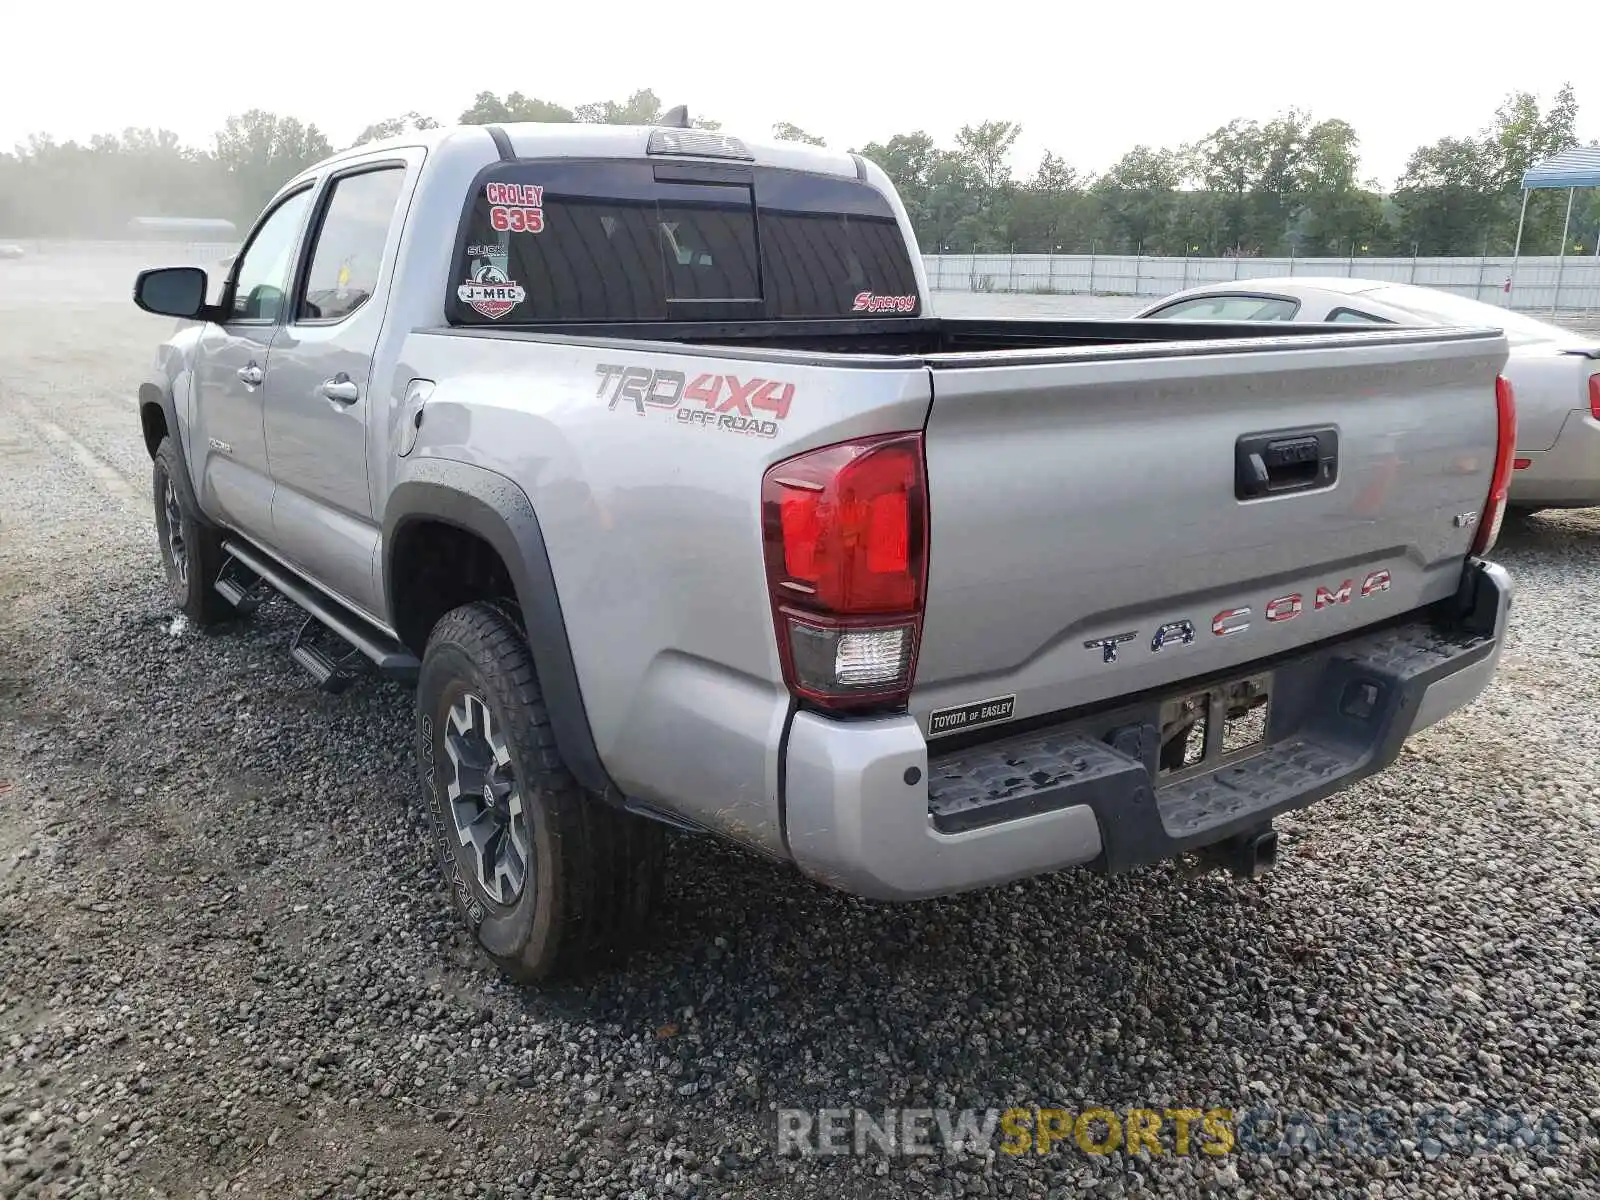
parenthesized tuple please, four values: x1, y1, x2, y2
(382, 458, 621, 804)
(138, 381, 187, 471)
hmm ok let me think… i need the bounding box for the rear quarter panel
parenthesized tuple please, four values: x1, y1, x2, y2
(1504, 347, 1594, 451)
(398, 331, 931, 851)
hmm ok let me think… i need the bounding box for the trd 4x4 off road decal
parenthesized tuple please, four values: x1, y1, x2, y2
(595, 364, 795, 439)
(457, 263, 526, 320)
(852, 291, 917, 314)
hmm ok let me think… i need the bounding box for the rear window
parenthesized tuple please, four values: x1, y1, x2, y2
(447, 160, 920, 325)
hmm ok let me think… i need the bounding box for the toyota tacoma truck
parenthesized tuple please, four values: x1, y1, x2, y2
(130, 119, 1517, 982)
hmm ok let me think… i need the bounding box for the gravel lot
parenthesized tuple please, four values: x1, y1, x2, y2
(1, 266, 1599, 1200)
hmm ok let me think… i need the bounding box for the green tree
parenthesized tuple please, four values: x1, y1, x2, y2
(351, 112, 441, 147)
(772, 122, 826, 146)
(1394, 84, 1581, 254)
(1093, 145, 1186, 253)
(0, 128, 232, 236)
(1195, 118, 1266, 253)
(575, 88, 662, 125)
(1393, 136, 1500, 254)
(0, 89, 1588, 256)
(457, 92, 575, 124)
(1296, 119, 1387, 255)
(1486, 83, 1580, 252)
(922, 153, 988, 251)
(856, 131, 939, 234)
(952, 120, 1022, 194)
(214, 111, 333, 222)
(1487, 83, 1579, 191)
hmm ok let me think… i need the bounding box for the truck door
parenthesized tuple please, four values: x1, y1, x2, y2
(260, 158, 413, 620)
(190, 186, 315, 538)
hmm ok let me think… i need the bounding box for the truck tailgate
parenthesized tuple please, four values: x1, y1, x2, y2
(912, 328, 1508, 736)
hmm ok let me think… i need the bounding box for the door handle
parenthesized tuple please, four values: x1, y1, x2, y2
(1235, 427, 1339, 500)
(236, 362, 264, 387)
(318, 375, 360, 405)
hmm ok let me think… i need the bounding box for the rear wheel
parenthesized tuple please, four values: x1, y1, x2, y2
(415, 601, 665, 981)
(152, 437, 230, 625)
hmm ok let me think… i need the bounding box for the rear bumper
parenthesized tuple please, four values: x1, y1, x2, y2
(783, 559, 1511, 901)
(1509, 409, 1600, 507)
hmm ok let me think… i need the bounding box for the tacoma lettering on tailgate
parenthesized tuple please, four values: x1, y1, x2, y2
(1085, 571, 1394, 665)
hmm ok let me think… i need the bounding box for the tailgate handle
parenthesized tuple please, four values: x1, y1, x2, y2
(1236, 427, 1338, 500)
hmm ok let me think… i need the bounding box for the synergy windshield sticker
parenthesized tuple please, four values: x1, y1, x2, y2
(852, 291, 917, 314)
(457, 262, 526, 320)
(485, 181, 545, 234)
(594, 365, 795, 440)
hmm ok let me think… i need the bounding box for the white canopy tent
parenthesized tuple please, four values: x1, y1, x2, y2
(1511, 147, 1600, 311)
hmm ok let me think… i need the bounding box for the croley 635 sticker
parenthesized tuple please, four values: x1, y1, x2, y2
(457, 262, 526, 320)
(485, 181, 545, 234)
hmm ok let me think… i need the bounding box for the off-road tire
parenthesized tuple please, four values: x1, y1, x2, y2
(152, 436, 231, 625)
(416, 601, 665, 982)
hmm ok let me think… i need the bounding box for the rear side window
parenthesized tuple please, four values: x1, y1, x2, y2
(1145, 295, 1300, 321)
(447, 159, 919, 325)
(757, 171, 920, 318)
(1327, 307, 1393, 325)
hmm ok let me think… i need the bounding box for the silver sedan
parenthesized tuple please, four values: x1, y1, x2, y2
(1135, 277, 1600, 511)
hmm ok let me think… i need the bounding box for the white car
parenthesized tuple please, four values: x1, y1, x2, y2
(1136, 278, 1600, 511)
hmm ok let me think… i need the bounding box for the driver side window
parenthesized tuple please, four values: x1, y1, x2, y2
(229, 189, 314, 324)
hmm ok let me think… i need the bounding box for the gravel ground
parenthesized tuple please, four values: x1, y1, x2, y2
(1, 275, 1599, 1200)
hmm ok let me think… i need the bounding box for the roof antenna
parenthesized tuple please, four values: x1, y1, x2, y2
(659, 104, 690, 129)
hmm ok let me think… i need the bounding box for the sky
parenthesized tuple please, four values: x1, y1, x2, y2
(3, 0, 1593, 189)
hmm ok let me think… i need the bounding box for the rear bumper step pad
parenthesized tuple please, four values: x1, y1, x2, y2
(926, 561, 1508, 873)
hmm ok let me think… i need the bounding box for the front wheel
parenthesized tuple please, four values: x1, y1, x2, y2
(415, 601, 665, 981)
(151, 437, 230, 625)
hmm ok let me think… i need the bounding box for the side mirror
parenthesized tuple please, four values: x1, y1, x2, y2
(133, 266, 210, 320)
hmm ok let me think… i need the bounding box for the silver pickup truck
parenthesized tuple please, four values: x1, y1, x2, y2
(131, 120, 1517, 982)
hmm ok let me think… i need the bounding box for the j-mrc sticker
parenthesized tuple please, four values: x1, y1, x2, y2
(457, 262, 526, 320)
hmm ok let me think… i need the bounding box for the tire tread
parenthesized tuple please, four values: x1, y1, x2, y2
(422, 602, 663, 981)
(152, 437, 231, 625)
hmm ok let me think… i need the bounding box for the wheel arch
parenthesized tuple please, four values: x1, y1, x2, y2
(138, 381, 183, 462)
(383, 459, 621, 803)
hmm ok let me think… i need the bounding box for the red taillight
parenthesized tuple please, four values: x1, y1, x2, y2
(761, 432, 928, 711)
(1471, 374, 1517, 556)
(1589, 372, 1599, 421)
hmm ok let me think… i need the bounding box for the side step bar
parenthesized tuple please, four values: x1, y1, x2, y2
(219, 540, 420, 687)
(213, 556, 270, 615)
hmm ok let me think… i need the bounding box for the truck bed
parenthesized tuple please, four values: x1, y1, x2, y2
(432, 315, 1497, 361)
